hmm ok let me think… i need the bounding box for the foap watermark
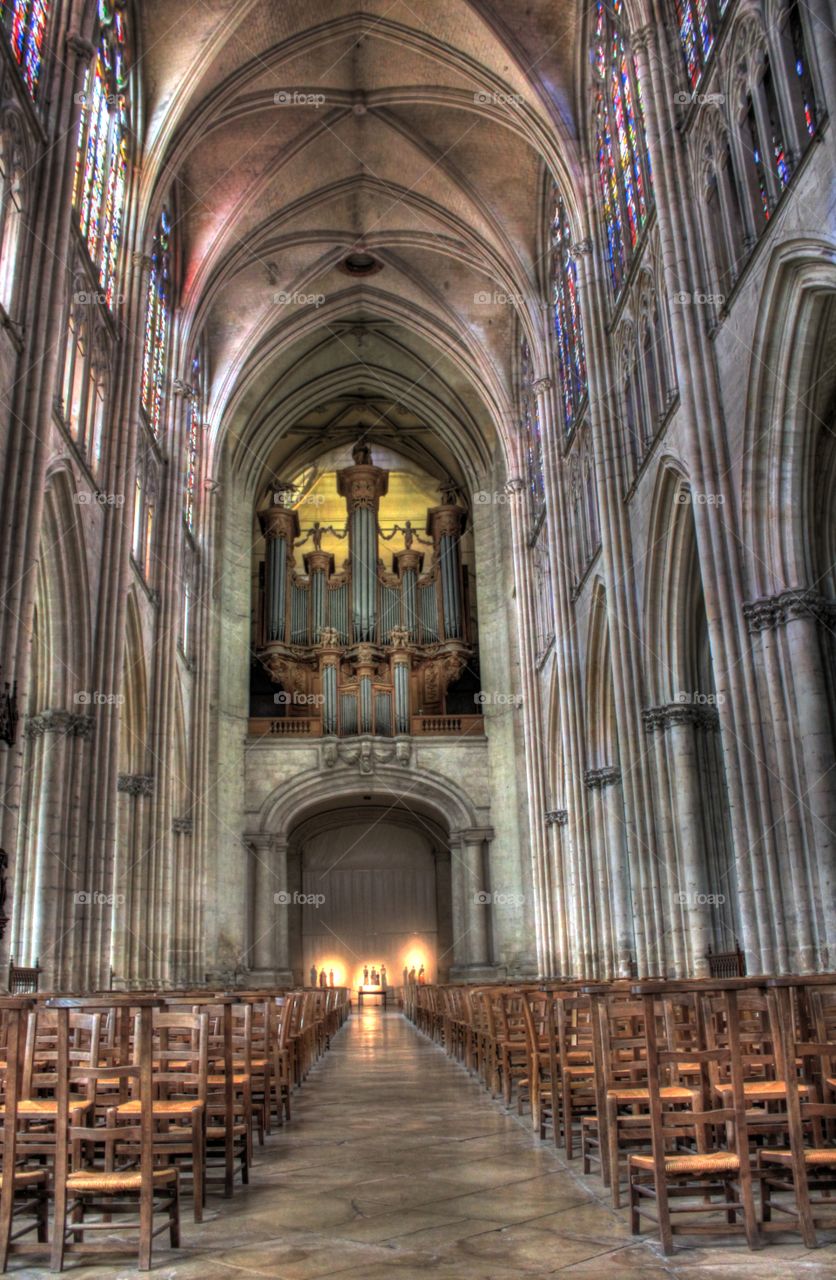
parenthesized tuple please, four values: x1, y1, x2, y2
(675, 891, 726, 908)
(73, 490, 125, 507)
(675, 690, 725, 706)
(74, 690, 125, 706)
(273, 891, 326, 907)
(297, 492, 326, 507)
(473, 891, 526, 907)
(73, 290, 125, 306)
(473, 289, 526, 306)
(672, 290, 725, 307)
(473, 90, 525, 107)
(673, 90, 725, 107)
(273, 290, 325, 308)
(675, 489, 725, 506)
(472, 488, 525, 507)
(274, 691, 326, 707)
(273, 90, 326, 108)
(474, 691, 523, 707)
(74, 890, 125, 907)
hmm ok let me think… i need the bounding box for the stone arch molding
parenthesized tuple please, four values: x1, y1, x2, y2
(256, 755, 483, 843)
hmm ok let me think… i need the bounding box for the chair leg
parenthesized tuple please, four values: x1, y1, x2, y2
(607, 1100, 621, 1208)
(169, 1176, 181, 1249)
(50, 1182, 67, 1272)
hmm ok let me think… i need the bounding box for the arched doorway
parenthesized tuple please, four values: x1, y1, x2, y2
(287, 807, 452, 988)
(242, 761, 500, 986)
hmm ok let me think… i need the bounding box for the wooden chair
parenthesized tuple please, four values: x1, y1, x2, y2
(758, 981, 836, 1246)
(0, 997, 48, 1272)
(110, 1008, 208, 1222)
(628, 986, 760, 1255)
(48, 997, 180, 1273)
(521, 991, 557, 1140)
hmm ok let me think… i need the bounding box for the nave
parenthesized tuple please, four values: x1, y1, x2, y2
(11, 1003, 835, 1280)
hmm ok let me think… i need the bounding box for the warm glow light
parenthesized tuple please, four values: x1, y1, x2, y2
(308, 957, 347, 987)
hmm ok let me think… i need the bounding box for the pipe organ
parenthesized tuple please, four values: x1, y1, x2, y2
(255, 444, 473, 736)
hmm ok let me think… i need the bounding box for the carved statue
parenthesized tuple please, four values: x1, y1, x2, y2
(363, 965, 369, 984)
(380, 964, 387, 987)
(319, 968, 326, 988)
(309, 964, 317, 987)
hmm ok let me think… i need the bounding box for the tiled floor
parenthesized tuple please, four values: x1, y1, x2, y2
(13, 1006, 836, 1277)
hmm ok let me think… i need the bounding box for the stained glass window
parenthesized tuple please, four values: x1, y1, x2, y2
(184, 356, 201, 533)
(674, 0, 717, 90)
(1, 0, 49, 100)
(551, 190, 587, 437)
(788, 0, 817, 138)
(520, 339, 545, 525)
(593, 2, 652, 295)
(141, 209, 172, 437)
(72, 1, 129, 308)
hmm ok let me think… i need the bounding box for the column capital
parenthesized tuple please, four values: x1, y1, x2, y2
(505, 477, 526, 495)
(244, 832, 288, 854)
(642, 703, 720, 733)
(26, 709, 94, 739)
(532, 377, 553, 396)
(65, 31, 95, 61)
(631, 24, 655, 54)
(545, 809, 569, 826)
(117, 773, 154, 796)
(172, 817, 193, 835)
(743, 587, 835, 632)
(583, 766, 621, 790)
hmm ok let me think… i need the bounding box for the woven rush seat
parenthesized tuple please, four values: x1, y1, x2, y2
(608, 1085, 696, 1100)
(66, 1167, 177, 1193)
(8, 1098, 90, 1115)
(206, 1123, 247, 1139)
(0, 1169, 47, 1188)
(715, 1080, 811, 1097)
(761, 1147, 836, 1166)
(630, 1151, 741, 1174)
(115, 1098, 203, 1116)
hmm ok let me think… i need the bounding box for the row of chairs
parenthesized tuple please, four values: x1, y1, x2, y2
(408, 975, 836, 1255)
(0, 984, 350, 1271)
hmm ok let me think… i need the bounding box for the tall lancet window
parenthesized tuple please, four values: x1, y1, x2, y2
(72, 0, 130, 308)
(674, 0, 719, 89)
(141, 208, 171, 437)
(1, 0, 49, 100)
(551, 189, 587, 438)
(593, 0, 653, 294)
(184, 354, 202, 534)
(520, 338, 545, 527)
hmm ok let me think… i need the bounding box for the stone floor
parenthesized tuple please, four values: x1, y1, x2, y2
(12, 1005, 836, 1277)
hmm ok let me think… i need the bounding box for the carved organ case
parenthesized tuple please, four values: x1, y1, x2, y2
(254, 444, 473, 736)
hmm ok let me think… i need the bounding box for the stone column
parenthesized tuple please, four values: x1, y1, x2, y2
(171, 818, 195, 985)
(453, 827, 494, 970)
(545, 810, 570, 975)
(24, 711, 94, 989)
(117, 774, 154, 986)
(245, 833, 293, 983)
(584, 767, 634, 978)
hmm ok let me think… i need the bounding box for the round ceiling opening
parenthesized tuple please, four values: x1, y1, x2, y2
(342, 252, 381, 276)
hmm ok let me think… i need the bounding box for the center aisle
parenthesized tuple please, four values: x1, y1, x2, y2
(90, 1007, 833, 1280)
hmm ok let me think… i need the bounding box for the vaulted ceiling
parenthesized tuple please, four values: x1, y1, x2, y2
(136, 1, 587, 489)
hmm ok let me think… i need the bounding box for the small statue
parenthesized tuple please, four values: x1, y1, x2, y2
(309, 964, 317, 987)
(402, 966, 409, 987)
(311, 521, 324, 550)
(402, 520, 414, 549)
(329, 968, 334, 988)
(380, 964, 387, 988)
(418, 964, 426, 985)
(319, 968, 326, 988)
(363, 964, 369, 985)
(409, 966, 416, 983)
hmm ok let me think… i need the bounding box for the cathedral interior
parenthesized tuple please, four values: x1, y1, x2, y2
(0, 0, 834, 1275)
